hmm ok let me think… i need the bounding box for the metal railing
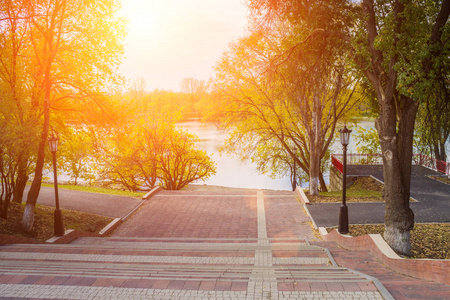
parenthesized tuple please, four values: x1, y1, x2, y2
(331, 153, 449, 176)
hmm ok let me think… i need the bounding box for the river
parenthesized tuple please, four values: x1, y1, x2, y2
(177, 121, 294, 190)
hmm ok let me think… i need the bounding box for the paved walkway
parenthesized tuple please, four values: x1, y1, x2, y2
(308, 165, 450, 227)
(1, 189, 449, 299)
(23, 185, 143, 218)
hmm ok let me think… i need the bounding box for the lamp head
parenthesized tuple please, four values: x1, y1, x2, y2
(48, 134, 59, 153)
(339, 125, 352, 146)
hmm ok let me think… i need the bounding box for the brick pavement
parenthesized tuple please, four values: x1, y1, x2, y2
(3, 189, 443, 299)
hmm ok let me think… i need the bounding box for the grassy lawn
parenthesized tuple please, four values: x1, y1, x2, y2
(2, 184, 144, 242)
(41, 182, 147, 198)
(307, 177, 383, 203)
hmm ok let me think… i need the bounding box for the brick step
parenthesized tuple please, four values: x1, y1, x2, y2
(0, 257, 365, 282)
(0, 241, 325, 253)
(71, 236, 308, 244)
(0, 251, 330, 266)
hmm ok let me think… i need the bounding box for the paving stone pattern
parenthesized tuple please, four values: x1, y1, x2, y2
(0, 190, 388, 299)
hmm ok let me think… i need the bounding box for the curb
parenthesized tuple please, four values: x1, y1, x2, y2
(142, 186, 163, 200)
(295, 186, 310, 205)
(319, 228, 450, 285)
(99, 218, 122, 235)
(46, 229, 99, 244)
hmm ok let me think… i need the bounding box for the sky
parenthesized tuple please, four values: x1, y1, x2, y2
(119, 0, 249, 92)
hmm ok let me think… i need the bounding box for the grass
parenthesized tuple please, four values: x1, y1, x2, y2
(307, 177, 384, 203)
(326, 224, 450, 259)
(0, 202, 113, 242)
(428, 175, 450, 185)
(318, 188, 381, 198)
(40, 182, 147, 198)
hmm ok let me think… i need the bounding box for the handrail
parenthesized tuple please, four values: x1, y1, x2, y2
(331, 153, 449, 176)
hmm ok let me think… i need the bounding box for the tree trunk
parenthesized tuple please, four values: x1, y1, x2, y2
(22, 66, 51, 232)
(319, 172, 327, 192)
(309, 95, 321, 195)
(13, 159, 28, 204)
(22, 133, 46, 231)
(309, 149, 320, 195)
(377, 93, 417, 256)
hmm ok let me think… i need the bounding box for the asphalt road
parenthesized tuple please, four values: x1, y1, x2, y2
(307, 165, 450, 227)
(23, 186, 143, 218)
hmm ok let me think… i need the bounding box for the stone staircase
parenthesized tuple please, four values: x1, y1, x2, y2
(0, 237, 386, 299)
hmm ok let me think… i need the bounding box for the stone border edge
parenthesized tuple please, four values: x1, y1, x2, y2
(319, 227, 450, 285)
(295, 186, 310, 205)
(142, 186, 163, 200)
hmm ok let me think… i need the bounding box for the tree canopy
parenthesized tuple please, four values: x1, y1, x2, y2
(214, 2, 362, 194)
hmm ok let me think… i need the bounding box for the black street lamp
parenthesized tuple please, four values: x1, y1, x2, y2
(338, 125, 352, 234)
(48, 133, 65, 236)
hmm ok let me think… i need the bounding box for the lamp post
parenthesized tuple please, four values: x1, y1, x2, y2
(48, 134, 65, 236)
(338, 125, 351, 234)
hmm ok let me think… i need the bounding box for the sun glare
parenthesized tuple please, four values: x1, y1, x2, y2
(119, 0, 248, 91)
(123, 4, 162, 41)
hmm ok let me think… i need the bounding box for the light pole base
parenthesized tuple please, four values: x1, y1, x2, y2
(54, 208, 65, 237)
(338, 204, 349, 234)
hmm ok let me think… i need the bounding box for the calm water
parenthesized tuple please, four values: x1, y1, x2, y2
(177, 121, 294, 190)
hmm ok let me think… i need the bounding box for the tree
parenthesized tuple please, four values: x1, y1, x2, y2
(0, 1, 40, 218)
(58, 127, 96, 185)
(20, 0, 125, 232)
(415, 93, 449, 162)
(248, 0, 449, 255)
(95, 121, 216, 191)
(354, 127, 381, 155)
(155, 126, 216, 190)
(214, 14, 360, 195)
(179, 77, 209, 120)
(352, 0, 449, 256)
(252, 140, 308, 191)
(95, 124, 148, 191)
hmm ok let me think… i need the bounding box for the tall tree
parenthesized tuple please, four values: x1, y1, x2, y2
(354, 0, 449, 256)
(0, 0, 40, 216)
(215, 11, 359, 195)
(21, 0, 125, 231)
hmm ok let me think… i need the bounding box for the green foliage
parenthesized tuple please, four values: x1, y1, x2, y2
(57, 127, 97, 185)
(95, 116, 216, 191)
(0, 0, 125, 224)
(155, 126, 217, 190)
(354, 127, 381, 155)
(214, 3, 363, 193)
